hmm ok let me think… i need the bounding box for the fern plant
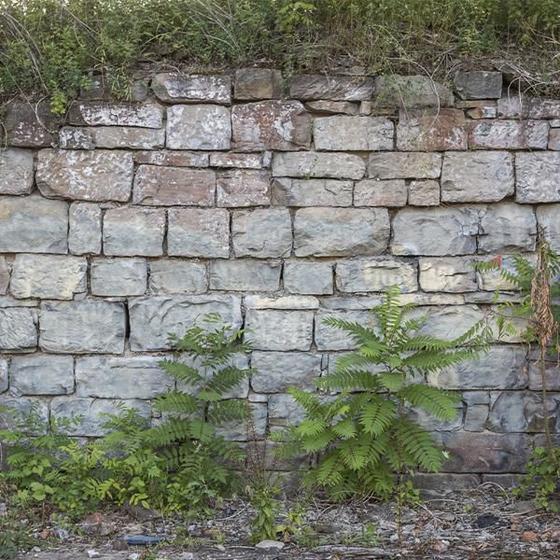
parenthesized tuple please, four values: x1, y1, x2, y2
(279, 287, 491, 500)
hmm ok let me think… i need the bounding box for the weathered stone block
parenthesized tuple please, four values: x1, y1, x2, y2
(487, 392, 556, 433)
(419, 257, 477, 293)
(245, 295, 319, 310)
(336, 258, 417, 293)
(36, 150, 133, 202)
(294, 208, 389, 257)
(272, 178, 352, 207)
(305, 100, 358, 115)
(478, 203, 536, 253)
(0, 195, 68, 253)
(354, 179, 407, 207)
(245, 309, 314, 351)
(476, 254, 533, 291)
(167, 105, 231, 150)
(217, 170, 270, 207)
(234, 68, 283, 100)
(537, 205, 560, 251)
(272, 152, 365, 179)
(0, 148, 34, 195)
(91, 258, 147, 296)
(232, 208, 292, 258)
(76, 356, 173, 399)
(0, 359, 7, 393)
(0, 397, 48, 434)
(103, 207, 165, 256)
(39, 301, 125, 354)
(149, 260, 207, 294)
(269, 393, 306, 427)
(232, 101, 310, 151)
(516, 152, 560, 203)
(69, 202, 102, 255)
(60, 126, 165, 150)
(464, 403, 489, 432)
(0, 308, 37, 351)
(289, 75, 374, 101)
(168, 208, 230, 257)
(468, 120, 549, 150)
(313, 116, 393, 151)
(397, 109, 467, 151)
(284, 261, 333, 295)
(3, 100, 60, 147)
(315, 309, 374, 350)
(0, 257, 10, 295)
(392, 206, 482, 256)
(374, 75, 454, 108)
(454, 71, 503, 99)
(216, 401, 267, 441)
(133, 165, 215, 206)
(209, 259, 281, 291)
(251, 351, 321, 393)
(441, 151, 514, 202)
(10, 254, 87, 300)
(152, 73, 231, 104)
(498, 96, 560, 119)
(416, 305, 485, 341)
(408, 180, 440, 206)
(209, 153, 264, 169)
(549, 128, 560, 150)
(67, 102, 163, 128)
(135, 150, 209, 167)
(368, 152, 441, 179)
(10, 354, 74, 395)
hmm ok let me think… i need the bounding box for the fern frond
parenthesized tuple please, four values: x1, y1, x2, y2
(359, 398, 396, 435)
(399, 384, 459, 421)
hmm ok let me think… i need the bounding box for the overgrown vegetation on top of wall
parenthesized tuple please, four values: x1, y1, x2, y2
(2, 0, 560, 112)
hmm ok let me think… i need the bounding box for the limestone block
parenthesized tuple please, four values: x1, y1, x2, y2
(67, 102, 163, 128)
(313, 116, 393, 151)
(152, 73, 231, 104)
(419, 257, 478, 293)
(408, 180, 440, 206)
(234, 68, 283, 100)
(69, 202, 102, 255)
(135, 150, 209, 167)
(272, 178, 352, 207)
(90, 258, 147, 296)
(314, 309, 374, 351)
(3, 100, 60, 147)
(0, 308, 37, 351)
(272, 152, 365, 179)
(536, 205, 560, 251)
(10, 354, 74, 395)
(59, 126, 165, 149)
(516, 152, 560, 203)
(289, 74, 374, 101)
(217, 169, 270, 207)
(284, 261, 333, 295)
(368, 152, 441, 179)
(305, 100, 358, 114)
(167, 105, 231, 150)
(468, 120, 549, 150)
(374, 75, 454, 108)
(336, 258, 418, 293)
(0, 257, 9, 295)
(0, 359, 7, 393)
(0, 148, 34, 194)
(354, 179, 407, 207)
(454, 71, 502, 99)
(209, 153, 265, 169)
(209, 260, 281, 291)
(148, 260, 207, 294)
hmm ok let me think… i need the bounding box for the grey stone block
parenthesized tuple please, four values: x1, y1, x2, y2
(167, 105, 231, 150)
(313, 116, 393, 151)
(209, 259, 281, 291)
(90, 258, 147, 296)
(69, 202, 102, 255)
(272, 178, 352, 207)
(152, 73, 231, 104)
(148, 260, 207, 294)
(284, 261, 333, 295)
(10, 354, 74, 395)
(0, 308, 37, 351)
(336, 258, 417, 293)
(0, 148, 34, 195)
(454, 71, 502, 100)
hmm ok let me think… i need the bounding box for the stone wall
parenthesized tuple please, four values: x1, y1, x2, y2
(1, 69, 559, 483)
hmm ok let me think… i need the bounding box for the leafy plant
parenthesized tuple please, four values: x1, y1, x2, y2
(248, 482, 281, 543)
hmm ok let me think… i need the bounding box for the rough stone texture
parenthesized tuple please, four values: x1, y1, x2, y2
(0, 308, 37, 351)
(10, 354, 74, 395)
(374, 75, 454, 108)
(232, 208, 292, 258)
(90, 258, 147, 296)
(0, 257, 10, 295)
(272, 152, 365, 179)
(294, 208, 389, 257)
(408, 180, 440, 206)
(69, 202, 102, 255)
(103, 207, 165, 256)
(0, 148, 34, 194)
(167, 105, 231, 150)
(251, 352, 321, 392)
(39, 301, 125, 354)
(487, 392, 555, 433)
(516, 152, 560, 203)
(209, 260, 281, 291)
(314, 116, 393, 151)
(536, 205, 560, 251)
(217, 170, 270, 207)
(67, 102, 163, 128)
(272, 178, 352, 207)
(441, 152, 514, 202)
(168, 208, 230, 257)
(0, 359, 7, 393)
(135, 150, 209, 167)
(469, 120, 549, 150)
(59, 126, 166, 150)
(354, 179, 408, 207)
(336, 258, 417, 293)
(234, 68, 283, 100)
(232, 101, 311, 151)
(498, 96, 560, 119)
(152, 73, 231, 104)
(454, 71, 503, 100)
(289, 75, 374, 101)
(368, 152, 441, 179)
(305, 100, 358, 114)
(419, 257, 478, 293)
(0, 195, 68, 254)
(36, 150, 133, 202)
(210, 153, 264, 169)
(3, 101, 61, 148)
(284, 261, 333, 295)
(133, 165, 215, 206)
(148, 260, 207, 294)
(10, 254, 87, 300)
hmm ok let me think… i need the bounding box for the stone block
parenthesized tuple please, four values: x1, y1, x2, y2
(272, 152, 365, 179)
(305, 100, 358, 114)
(234, 68, 283, 100)
(148, 260, 207, 294)
(168, 208, 230, 258)
(516, 152, 560, 203)
(232, 101, 311, 151)
(217, 169, 270, 206)
(354, 179, 407, 207)
(245, 309, 314, 351)
(251, 351, 321, 393)
(550, 128, 560, 150)
(0, 359, 7, 393)
(408, 180, 440, 206)
(69, 202, 102, 255)
(10, 254, 87, 300)
(3, 100, 60, 147)
(0, 257, 10, 295)
(36, 150, 133, 202)
(294, 208, 389, 257)
(0, 397, 48, 434)
(39, 300, 125, 354)
(368, 152, 441, 179)
(67, 101, 163, 128)
(0, 195, 68, 254)
(133, 165, 215, 206)
(0, 308, 37, 351)
(216, 401, 267, 441)
(129, 294, 242, 351)
(60, 126, 165, 150)
(469, 120, 548, 150)
(91, 258, 147, 296)
(269, 393, 306, 427)
(313, 116, 393, 151)
(272, 178, 352, 207)
(284, 261, 333, 295)
(528, 354, 560, 391)
(464, 404, 489, 432)
(209, 259, 281, 291)
(498, 96, 560, 118)
(454, 71, 503, 99)
(441, 151, 514, 202)
(135, 150, 209, 167)
(336, 258, 417, 293)
(289, 75, 374, 101)
(415, 305, 485, 341)
(476, 254, 533, 291)
(209, 153, 264, 169)
(103, 207, 165, 256)
(0, 148, 34, 194)
(10, 354, 74, 395)
(232, 208, 292, 258)
(152, 73, 231, 104)
(167, 105, 231, 150)
(487, 392, 557, 433)
(315, 309, 374, 351)
(537, 205, 560, 251)
(419, 257, 477, 293)
(374, 75, 454, 108)
(244, 295, 319, 310)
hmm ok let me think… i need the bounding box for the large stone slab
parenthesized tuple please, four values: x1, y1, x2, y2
(103, 207, 165, 256)
(284, 261, 333, 295)
(217, 170, 270, 207)
(487, 392, 557, 433)
(272, 178, 352, 207)
(232, 101, 311, 151)
(0, 195, 68, 253)
(272, 152, 365, 179)
(0, 308, 37, 351)
(294, 208, 389, 257)
(441, 151, 514, 202)
(166, 105, 231, 150)
(313, 116, 393, 151)
(90, 258, 147, 296)
(336, 258, 417, 293)
(368, 152, 442, 179)
(209, 259, 281, 291)
(10, 354, 74, 395)
(3, 100, 60, 147)
(36, 150, 133, 201)
(454, 71, 503, 100)
(468, 120, 548, 150)
(10, 254, 87, 300)
(67, 102, 163, 127)
(68, 202, 102, 255)
(133, 165, 215, 206)
(374, 75, 454, 108)
(39, 301, 125, 354)
(516, 152, 560, 203)
(289, 75, 374, 101)
(419, 257, 477, 293)
(537, 205, 560, 251)
(76, 356, 173, 399)
(168, 208, 230, 257)
(129, 294, 242, 351)
(152, 73, 231, 104)
(59, 126, 165, 150)
(354, 179, 408, 207)
(148, 260, 207, 294)
(234, 68, 283, 100)
(0, 148, 34, 194)
(232, 208, 292, 258)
